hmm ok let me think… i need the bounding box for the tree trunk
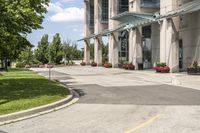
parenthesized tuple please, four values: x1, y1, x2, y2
(1, 59, 4, 68)
(4, 57, 8, 71)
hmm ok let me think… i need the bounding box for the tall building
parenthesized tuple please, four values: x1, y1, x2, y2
(79, 0, 200, 72)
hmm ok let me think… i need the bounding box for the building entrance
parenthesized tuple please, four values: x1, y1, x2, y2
(119, 30, 129, 64)
(179, 39, 183, 71)
(142, 26, 152, 69)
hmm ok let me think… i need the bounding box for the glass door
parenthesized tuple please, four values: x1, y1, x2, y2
(142, 26, 152, 69)
(118, 30, 129, 64)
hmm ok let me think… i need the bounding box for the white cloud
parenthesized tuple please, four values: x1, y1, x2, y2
(47, 3, 84, 22)
(47, 3, 63, 13)
(50, 7, 84, 22)
(59, 0, 75, 3)
(73, 28, 78, 32)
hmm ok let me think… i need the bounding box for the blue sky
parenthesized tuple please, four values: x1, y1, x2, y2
(27, 0, 84, 49)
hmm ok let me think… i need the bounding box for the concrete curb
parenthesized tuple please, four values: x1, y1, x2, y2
(0, 88, 79, 126)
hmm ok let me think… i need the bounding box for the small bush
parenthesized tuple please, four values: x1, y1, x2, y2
(91, 61, 97, 67)
(80, 62, 86, 66)
(16, 62, 26, 68)
(154, 62, 170, 73)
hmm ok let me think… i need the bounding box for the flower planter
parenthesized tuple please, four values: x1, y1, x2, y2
(80, 62, 86, 66)
(91, 62, 97, 67)
(187, 61, 200, 75)
(104, 63, 112, 68)
(123, 64, 135, 70)
(187, 67, 200, 75)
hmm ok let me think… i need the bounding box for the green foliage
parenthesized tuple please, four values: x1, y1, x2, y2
(156, 62, 167, 67)
(16, 62, 26, 68)
(102, 44, 108, 64)
(0, 0, 49, 70)
(18, 46, 34, 64)
(50, 33, 63, 64)
(35, 34, 49, 64)
(90, 44, 94, 60)
(90, 43, 108, 64)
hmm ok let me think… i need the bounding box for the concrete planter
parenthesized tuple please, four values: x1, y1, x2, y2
(187, 67, 200, 75)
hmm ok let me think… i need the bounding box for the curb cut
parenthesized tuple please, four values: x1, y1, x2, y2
(0, 88, 79, 126)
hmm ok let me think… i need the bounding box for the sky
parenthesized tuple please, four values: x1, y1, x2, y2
(27, 0, 84, 49)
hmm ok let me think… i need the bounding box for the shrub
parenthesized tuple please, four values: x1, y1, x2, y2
(156, 62, 166, 67)
(16, 62, 26, 68)
(124, 63, 135, 70)
(91, 61, 97, 67)
(80, 62, 86, 66)
(154, 62, 170, 73)
(192, 61, 198, 68)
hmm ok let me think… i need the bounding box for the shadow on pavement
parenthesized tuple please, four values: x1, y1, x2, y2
(0, 129, 8, 133)
(71, 84, 200, 105)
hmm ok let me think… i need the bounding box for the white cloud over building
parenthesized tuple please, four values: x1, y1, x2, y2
(47, 3, 84, 22)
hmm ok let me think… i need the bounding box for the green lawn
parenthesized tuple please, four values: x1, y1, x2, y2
(0, 69, 69, 115)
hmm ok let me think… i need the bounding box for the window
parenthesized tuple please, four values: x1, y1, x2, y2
(118, 0, 129, 14)
(140, 0, 160, 8)
(101, 0, 108, 22)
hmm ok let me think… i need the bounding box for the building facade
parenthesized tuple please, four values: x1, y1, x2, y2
(80, 0, 200, 72)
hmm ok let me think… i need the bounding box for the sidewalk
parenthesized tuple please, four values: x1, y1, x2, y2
(31, 66, 200, 90)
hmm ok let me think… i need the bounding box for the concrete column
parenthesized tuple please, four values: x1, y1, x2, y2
(129, 0, 142, 69)
(160, 0, 180, 72)
(84, 40, 90, 64)
(129, 28, 142, 69)
(109, 0, 119, 67)
(129, 0, 141, 12)
(151, 23, 160, 66)
(94, 0, 102, 65)
(84, 0, 90, 64)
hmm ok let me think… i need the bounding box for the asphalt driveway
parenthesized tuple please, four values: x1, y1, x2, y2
(1, 67, 200, 133)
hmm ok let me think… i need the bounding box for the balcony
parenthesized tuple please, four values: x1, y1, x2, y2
(140, 0, 160, 8)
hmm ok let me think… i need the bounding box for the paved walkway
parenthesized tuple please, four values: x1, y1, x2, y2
(1, 66, 200, 133)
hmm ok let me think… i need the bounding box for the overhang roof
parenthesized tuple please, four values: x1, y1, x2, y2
(78, 0, 200, 42)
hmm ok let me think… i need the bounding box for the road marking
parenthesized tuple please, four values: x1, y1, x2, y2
(125, 114, 161, 133)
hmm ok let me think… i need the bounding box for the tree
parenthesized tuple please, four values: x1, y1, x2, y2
(0, 34, 32, 70)
(102, 44, 108, 64)
(62, 40, 71, 65)
(90, 44, 94, 60)
(0, 0, 49, 70)
(18, 46, 35, 65)
(50, 33, 63, 64)
(35, 34, 49, 64)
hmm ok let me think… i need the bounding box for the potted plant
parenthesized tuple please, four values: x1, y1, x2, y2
(187, 61, 200, 75)
(80, 62, 86, 66)
(153, 62, 170, 73)
(104, 63, 112, 68)
(91, 61, 97, 67)
(123, 62, 135, 70)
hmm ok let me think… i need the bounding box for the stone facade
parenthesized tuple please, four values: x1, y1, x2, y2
(83, 0, 200, 72)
